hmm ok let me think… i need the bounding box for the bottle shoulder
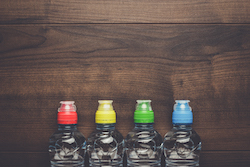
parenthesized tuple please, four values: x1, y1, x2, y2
(127, 127, 162, 136)
(164, 127, 199, 135)
(125, 128, 163, 144)
(87, 128, 124, 144)
(49, 129, 86, 141)
(163, 127, 201, 143)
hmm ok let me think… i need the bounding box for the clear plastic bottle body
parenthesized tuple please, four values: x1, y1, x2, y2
(87, 123, 124, 167)
(49, 124, 86, 167)
(125, 123, 163, 167)
(163, 124, 201, 167)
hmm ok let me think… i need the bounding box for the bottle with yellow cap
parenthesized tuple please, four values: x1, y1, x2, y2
(87, 100, 124, 167)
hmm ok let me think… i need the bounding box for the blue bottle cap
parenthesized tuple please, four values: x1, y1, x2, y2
(172, 100, 193, 124)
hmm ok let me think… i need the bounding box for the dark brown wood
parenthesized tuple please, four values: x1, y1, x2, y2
(0, 152, 50, 167)
(0, 151, 249, 167)
(0, 0, 250, 24)
(199, 151, 250, 167)
(0, 25, 249, 154)
(0, 0, 250, 166)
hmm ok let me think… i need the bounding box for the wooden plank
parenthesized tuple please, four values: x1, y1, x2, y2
(0, 24, 249, 152)
(0, 0, 250, 24)
(199, 151, 250, 167)
(0, 151, 249, 167)
(0, 152, 50, 167)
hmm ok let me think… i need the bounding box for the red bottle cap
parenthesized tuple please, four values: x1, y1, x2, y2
(57, 101, 78, 124)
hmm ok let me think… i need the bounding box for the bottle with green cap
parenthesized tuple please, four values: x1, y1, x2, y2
(163, 100, 201, 167)
(125, 100, 163, 167)
(87, 100, 124, 167)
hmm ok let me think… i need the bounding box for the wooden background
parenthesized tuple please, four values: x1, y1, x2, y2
(0, 0, 250, 166)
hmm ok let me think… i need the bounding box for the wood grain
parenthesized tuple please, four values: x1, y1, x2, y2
(0, 0, 250, 24)
(1, 0, 250, 166)
(0, 152, 50, 167)
(199, 151, 250, 167)
(0, 151, 249, 167)
(0, 24, 249, 154)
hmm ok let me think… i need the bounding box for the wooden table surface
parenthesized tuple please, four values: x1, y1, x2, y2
(0, 0, 250, 166)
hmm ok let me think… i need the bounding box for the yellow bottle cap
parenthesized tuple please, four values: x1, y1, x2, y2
(95, 100, 116, 124)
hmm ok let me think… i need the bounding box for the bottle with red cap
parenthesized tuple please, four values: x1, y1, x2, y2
(49, 101, 86, 167)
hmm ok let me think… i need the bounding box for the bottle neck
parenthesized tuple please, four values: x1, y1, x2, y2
(96, 123, 116, 130)
(173, 124, 192, 130)
(134, 123, 154, 130)
(58, 124, 77, 131)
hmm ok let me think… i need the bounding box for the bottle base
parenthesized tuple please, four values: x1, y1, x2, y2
(165, 160, 199, 167)
(50, 160, 84, 167)
(166, 165, 199, 167)
(89, 161, 123, 167)
(89, 164, 123, 167)
(128, 164, 161, 167)
(127, 160, 161, 167)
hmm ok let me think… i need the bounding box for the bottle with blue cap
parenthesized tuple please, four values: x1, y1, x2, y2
(163, 100, 201, 166)
(125, 100, 163, 167)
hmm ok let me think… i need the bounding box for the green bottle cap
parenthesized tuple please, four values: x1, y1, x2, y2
(134, 100, 154, 123)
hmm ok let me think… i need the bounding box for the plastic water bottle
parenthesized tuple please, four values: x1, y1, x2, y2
(49, 101, 86, 167)
(87, 100, 124, 167)
(163, 100, 201, 167)
(125, 100, 163, 167)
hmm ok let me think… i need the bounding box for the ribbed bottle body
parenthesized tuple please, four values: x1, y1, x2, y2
(87, 124, 124, 167)
(126, 123, 163, 167)
(49, 125, 86, 167)
(163, 125, 201, 167)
